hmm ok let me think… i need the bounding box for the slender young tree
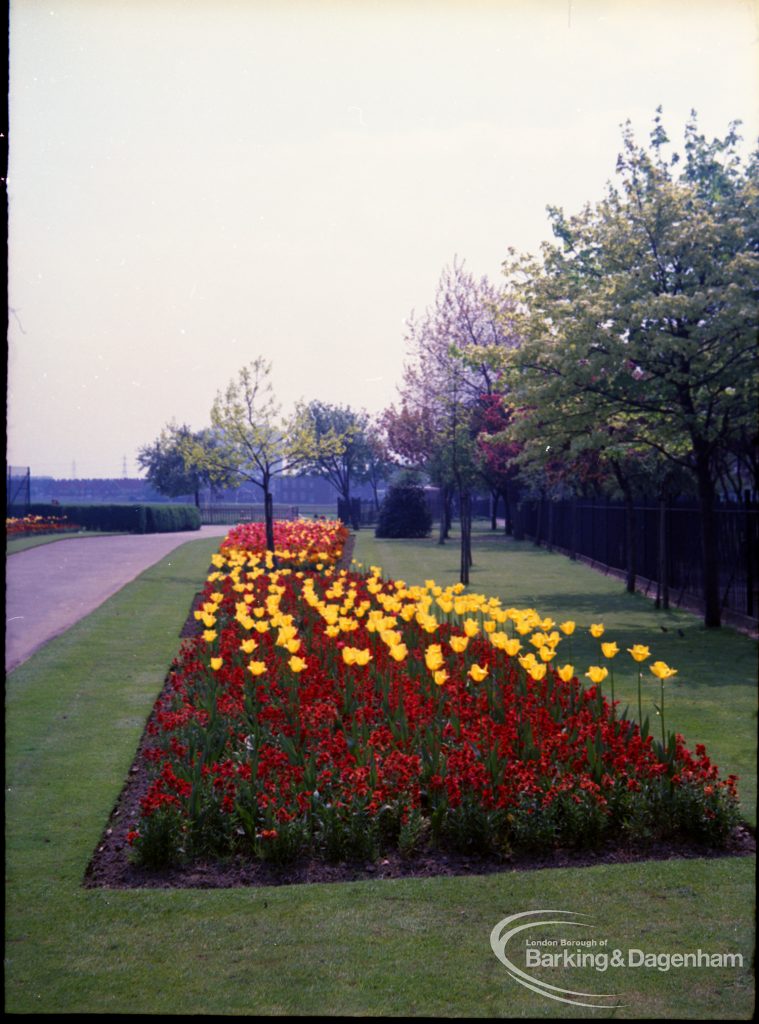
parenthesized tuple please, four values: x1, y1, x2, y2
(184, 358, 315, 551)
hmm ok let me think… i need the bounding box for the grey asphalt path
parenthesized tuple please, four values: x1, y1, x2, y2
(5, 525, 231, 673)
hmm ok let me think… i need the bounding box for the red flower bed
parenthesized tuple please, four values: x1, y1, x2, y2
(220, 518, 349, 570)
(129, 545, 741, 869)
(6, 514, 80, 538)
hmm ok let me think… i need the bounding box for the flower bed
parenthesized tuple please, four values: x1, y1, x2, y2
(127, 521, 741, 871)
(6, 513, 80, 538)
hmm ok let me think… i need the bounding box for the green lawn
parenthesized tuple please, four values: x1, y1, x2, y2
(6, 530, 129, 555)
(5, 530, 755, 1017)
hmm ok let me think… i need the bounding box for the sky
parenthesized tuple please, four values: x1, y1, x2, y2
(7, 0, 759, 479)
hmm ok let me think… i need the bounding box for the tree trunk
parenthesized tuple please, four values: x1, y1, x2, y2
(534, 494, 544, 547)
(502, 486, 513, 536)
(444, 487, 453, 540)
(437, 486, 447, 546)
(264, 487, 275, 553)
(513, 500, 524, 541)
(459, 489, 472, 586)
(694, 445, 721, 628)
(490, 491, 498, 530)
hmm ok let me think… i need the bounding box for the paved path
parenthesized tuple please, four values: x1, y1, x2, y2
(5, 526, 230, 673)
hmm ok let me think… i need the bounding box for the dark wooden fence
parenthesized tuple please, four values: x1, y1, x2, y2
(513, 498, 758, 625)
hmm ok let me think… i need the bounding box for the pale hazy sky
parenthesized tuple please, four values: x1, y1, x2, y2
(7, 0, 759, 478)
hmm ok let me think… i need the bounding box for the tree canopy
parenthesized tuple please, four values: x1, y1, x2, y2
(499, 109, 758, 625)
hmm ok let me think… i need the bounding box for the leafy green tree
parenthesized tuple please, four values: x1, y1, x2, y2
(358, 415, 397, 511)
(292, 401, 370, 505)
(184, 358, 315, 551)
(136, 422, 230, 507)
(501, 109, 758, 627)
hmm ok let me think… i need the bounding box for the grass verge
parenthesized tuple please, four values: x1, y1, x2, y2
(5, 531, 755, 1017)
(6, 531, 129, 555)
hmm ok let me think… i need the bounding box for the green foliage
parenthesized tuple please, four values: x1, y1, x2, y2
(184, 358, 318, 549)
(292, 400, 371, 501)
(375, 482, 432, 538)
(136, 423, 229, 504)
(144, 504, 201, 533)
(17, 502, 199, 533)
(129, 804, 185, 869)
(502, 110, 758, 489)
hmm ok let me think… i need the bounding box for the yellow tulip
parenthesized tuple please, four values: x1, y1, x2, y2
(528, 663, 548, 681)
(539, 645, 557, 662)
(285, 638, 302, 654)
(463, 619, 480, 638)
(589, 623, 605, 638)
(248, 660, 267, 676)
(380, 629, 402, 648)
(388, 644, 408, 662)
(449, 635, 469, 654)
(240, 638, 258, 654)
(425, 644, 445, 672)
(649, 660, 678, 680)
(202, 630, 217, 644)
(559, 620, 576, 636)
(585, 665, 608, 684)
(557, 664, 574, 682)
(503, 638, 522, 657)
(434, 669, 449, 686)
(468, 664, 489, 682)
(627, 644, 650, 662)
(210, 657, 223, 671)
(601, 641, 619, 659)
(288, 655, 307, 673)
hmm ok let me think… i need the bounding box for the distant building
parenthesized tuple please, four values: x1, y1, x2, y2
(29, 473, 376, 507)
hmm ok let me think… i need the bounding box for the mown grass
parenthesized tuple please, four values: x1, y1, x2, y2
(5, 530, 755, 1017)
(6, 530, 129, 555)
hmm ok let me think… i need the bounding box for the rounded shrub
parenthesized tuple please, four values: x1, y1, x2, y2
(375, 482, 432, 539)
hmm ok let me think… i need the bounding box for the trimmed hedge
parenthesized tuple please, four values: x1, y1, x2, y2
(9, 503, 201, 534)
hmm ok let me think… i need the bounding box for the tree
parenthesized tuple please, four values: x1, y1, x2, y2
(501, 109, 758, 627)
(358, 415, 397, 511)
(392, 258, 518, 582)
(136, 422, 230, 507)
(293, 400, 369, 505)
(184, 358, 315, 551)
